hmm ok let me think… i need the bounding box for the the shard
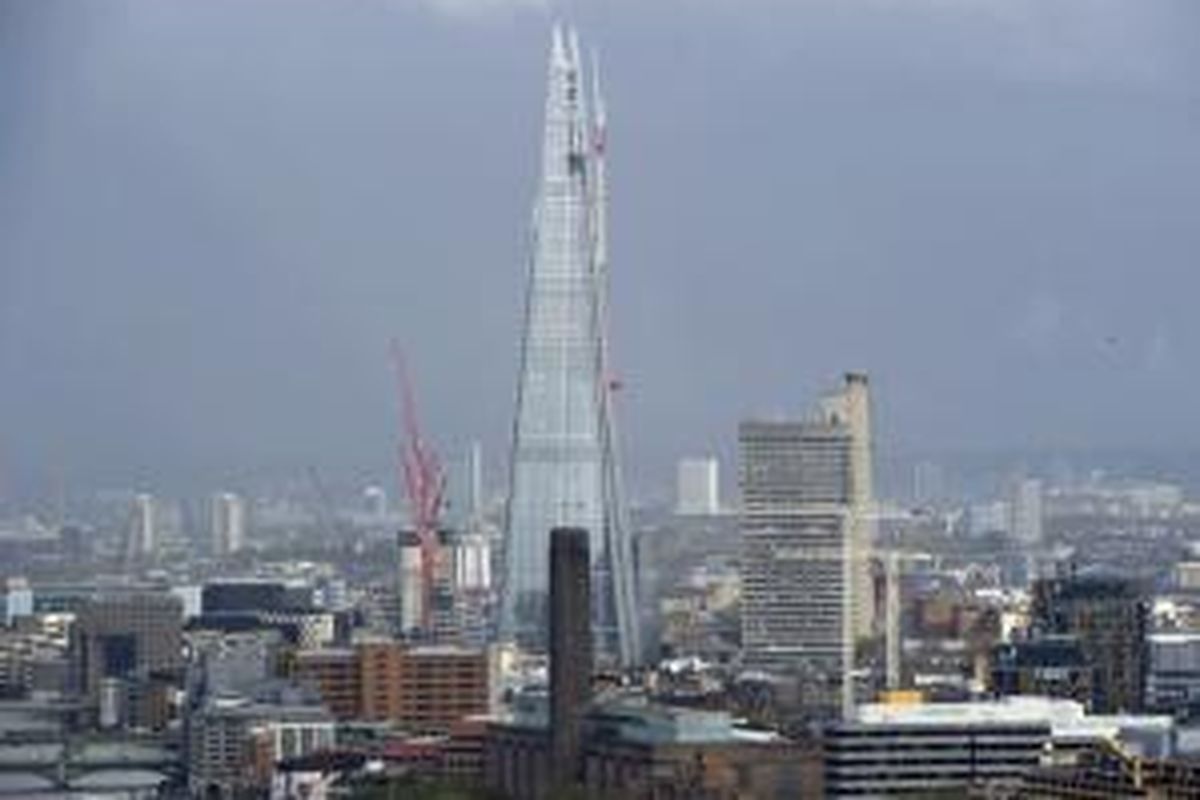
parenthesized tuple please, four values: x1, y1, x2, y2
(500, 27, 640, 667)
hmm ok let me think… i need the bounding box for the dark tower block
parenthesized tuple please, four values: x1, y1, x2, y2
(550, 527, 593, 790)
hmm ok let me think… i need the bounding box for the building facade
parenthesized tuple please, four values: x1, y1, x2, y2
(125, 493, 157, 563)
(1010, 478, 1044, 547)
(830, 697, 1175, 798)
(739, 375, 874, 720)
(1030, 572, 1148, 713)
(188, 690, 335, 799)
(1147, 631, 1200, 719)
(291, 648, 361, 720)
(826, 719, 1048, 797)
(292, 642, 490, 734)
(485, 702, 821, 800)
(992, 636, 1094, 706)
(210, 492, 247, 557)
(676, 457, 720, 516)
(70, 592, 183, 730)
(1021, 742, 1200, 798)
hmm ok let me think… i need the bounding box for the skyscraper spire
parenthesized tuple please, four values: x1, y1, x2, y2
(500, 28, 640, 666)
(551, 23, 566, 67)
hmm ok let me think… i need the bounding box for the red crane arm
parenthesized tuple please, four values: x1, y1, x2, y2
(390, 339, 444, 632)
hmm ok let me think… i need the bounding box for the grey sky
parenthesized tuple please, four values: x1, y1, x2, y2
(1, 0, 1198, 496)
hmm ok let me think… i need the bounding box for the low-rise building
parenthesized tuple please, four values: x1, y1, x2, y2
(291, 641, 490, 734)
(827, 716, 1046, 797)
(485, 695, 821, 800)
(187, 685, 336, 798)
(1147, 631, 1200, 719)
(0, 627, 67, 698)
(1021, 739, 1200, 798)
(826, 697, 1175, 798)
(187, 629, 284, 701)
(292, 648, 360, 720)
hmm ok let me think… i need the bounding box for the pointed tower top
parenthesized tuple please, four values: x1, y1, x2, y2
(590, 49, 606, 135)
(551, 24, 567, 68)
(568, 27, 583, 72)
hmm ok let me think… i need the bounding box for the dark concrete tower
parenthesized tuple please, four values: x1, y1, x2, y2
(549, 526, 592, 789)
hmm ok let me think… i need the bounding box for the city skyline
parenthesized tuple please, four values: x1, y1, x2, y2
(3, 1, 1199, 496)
(2, 4, 1200, 797)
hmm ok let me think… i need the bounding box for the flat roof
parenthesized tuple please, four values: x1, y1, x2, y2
(1150, 631, 1200, 644)
(853, 697, 1174, 739)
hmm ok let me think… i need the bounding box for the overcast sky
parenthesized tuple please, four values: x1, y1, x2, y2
(1, 0, 1198, 497)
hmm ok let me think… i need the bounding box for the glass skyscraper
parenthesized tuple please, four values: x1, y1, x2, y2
(500, 27, 639, 667)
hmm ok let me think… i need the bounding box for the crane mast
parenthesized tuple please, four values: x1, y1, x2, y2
(390, 341, 445, 635)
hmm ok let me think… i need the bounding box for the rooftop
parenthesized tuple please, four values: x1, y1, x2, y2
(851, 697, 1175, 754)
(497, 692, 783, 746)
(1150, 631, 1200, 644)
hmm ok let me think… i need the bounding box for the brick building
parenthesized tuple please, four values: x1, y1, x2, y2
(484, 698, 822, 800)
(292, 641, 489, 734)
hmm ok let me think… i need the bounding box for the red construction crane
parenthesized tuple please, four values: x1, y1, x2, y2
(390, 340, 445, 634)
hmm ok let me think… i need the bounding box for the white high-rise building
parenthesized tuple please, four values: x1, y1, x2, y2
(455, 533, 492, 592)
(1010, 478, 1043, 547)
(211, 492, 247, 557)
(676, 457, 720, 515)
(132, 493, 156, 557)
(739, 373, 875, 720)
(398, 532, 425, 635)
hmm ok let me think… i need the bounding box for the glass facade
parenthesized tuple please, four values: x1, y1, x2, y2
(500, 28, 638, 666)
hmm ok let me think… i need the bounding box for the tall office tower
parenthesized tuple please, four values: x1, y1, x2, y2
(740, 417, 855, 720)
(398, 530, 425, 636)
(453, 531, 492, 593)
(739, 375, 874, 718)
(500, 27, 639, 666)
(549, 527, 593, 790)
(123, 493, 157, 565)
(449, 528, 493, 648)
(211, 492, 247, 557)
(1010, 478, 1044, 547)
(676, 457, 720, 515)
